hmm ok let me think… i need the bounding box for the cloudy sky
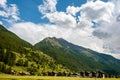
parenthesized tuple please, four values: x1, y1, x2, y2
(0, 0, 120, 59)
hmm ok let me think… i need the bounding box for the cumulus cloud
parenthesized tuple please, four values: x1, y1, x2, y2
(77, 18, 93, 28)
(38, 0, 57, 14)
(66, 6, 80, 16)
(79, 0, 114, 23)
(0, 0, 20, 22)
(0, 0, 7, 7)
(45, 12, 77, 28)
(91, 0, 120, 57)
(38, 0, 77, 28)
(94, 17, 120, 54)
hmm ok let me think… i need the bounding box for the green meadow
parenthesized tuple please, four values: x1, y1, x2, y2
(0, 74, 120, 80)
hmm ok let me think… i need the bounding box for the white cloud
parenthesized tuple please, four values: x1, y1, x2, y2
(0, 0, 20, 22)
(0, 0, 7, 7)
(77, 18, 93, 28)
(94, 16, 120, 54)
(89, 0, 120, 58)
(45, 12, 77, 28)
(66, 6, 80, 16)
(79, 0, 114, 23)
(38, 0, 77, 28)
(38, 0, 57, 14)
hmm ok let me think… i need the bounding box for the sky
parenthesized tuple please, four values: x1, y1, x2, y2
(0, 0, 120, 59)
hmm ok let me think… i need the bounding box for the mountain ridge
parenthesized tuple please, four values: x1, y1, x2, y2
(34, 37, 120, 75)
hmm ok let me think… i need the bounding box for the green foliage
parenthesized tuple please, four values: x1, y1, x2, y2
(0, 62, 12, 74)
(0, 49, 16, 66)
(0, 47, 70, 75)
(16, 58, 28, 67)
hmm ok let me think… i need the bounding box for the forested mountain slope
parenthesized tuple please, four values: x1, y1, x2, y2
(34, 37, 120, 75)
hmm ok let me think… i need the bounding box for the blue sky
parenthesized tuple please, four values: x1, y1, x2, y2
(6, 0, 87, 24)
(0, 0, 120, 59)
(2, 0, 108, 25)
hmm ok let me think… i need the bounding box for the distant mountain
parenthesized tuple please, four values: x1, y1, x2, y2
(34, 37, 120, 75)
(0, 25, 69, 75)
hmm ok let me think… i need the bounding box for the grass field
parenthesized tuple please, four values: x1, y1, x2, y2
(0, 74, 120, 80)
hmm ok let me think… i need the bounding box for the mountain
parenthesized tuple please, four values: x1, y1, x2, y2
(0, 24, 32, 52)
(34, 37, 120, 75)
(1, 24, 120, 76)
(0, 25, 70, 75)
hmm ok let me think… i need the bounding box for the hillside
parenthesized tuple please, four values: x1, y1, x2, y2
(34, 37, 120, 75)
(0, 25, 32, 52)
(0, 25, 70, 75)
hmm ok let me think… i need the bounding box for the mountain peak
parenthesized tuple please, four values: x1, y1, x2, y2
(42, 37, 62, 47)
(44, 37, 64, 41)
(44, 37, 57, 40)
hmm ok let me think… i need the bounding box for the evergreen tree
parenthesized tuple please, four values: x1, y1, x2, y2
(24, 60, 29, 67)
